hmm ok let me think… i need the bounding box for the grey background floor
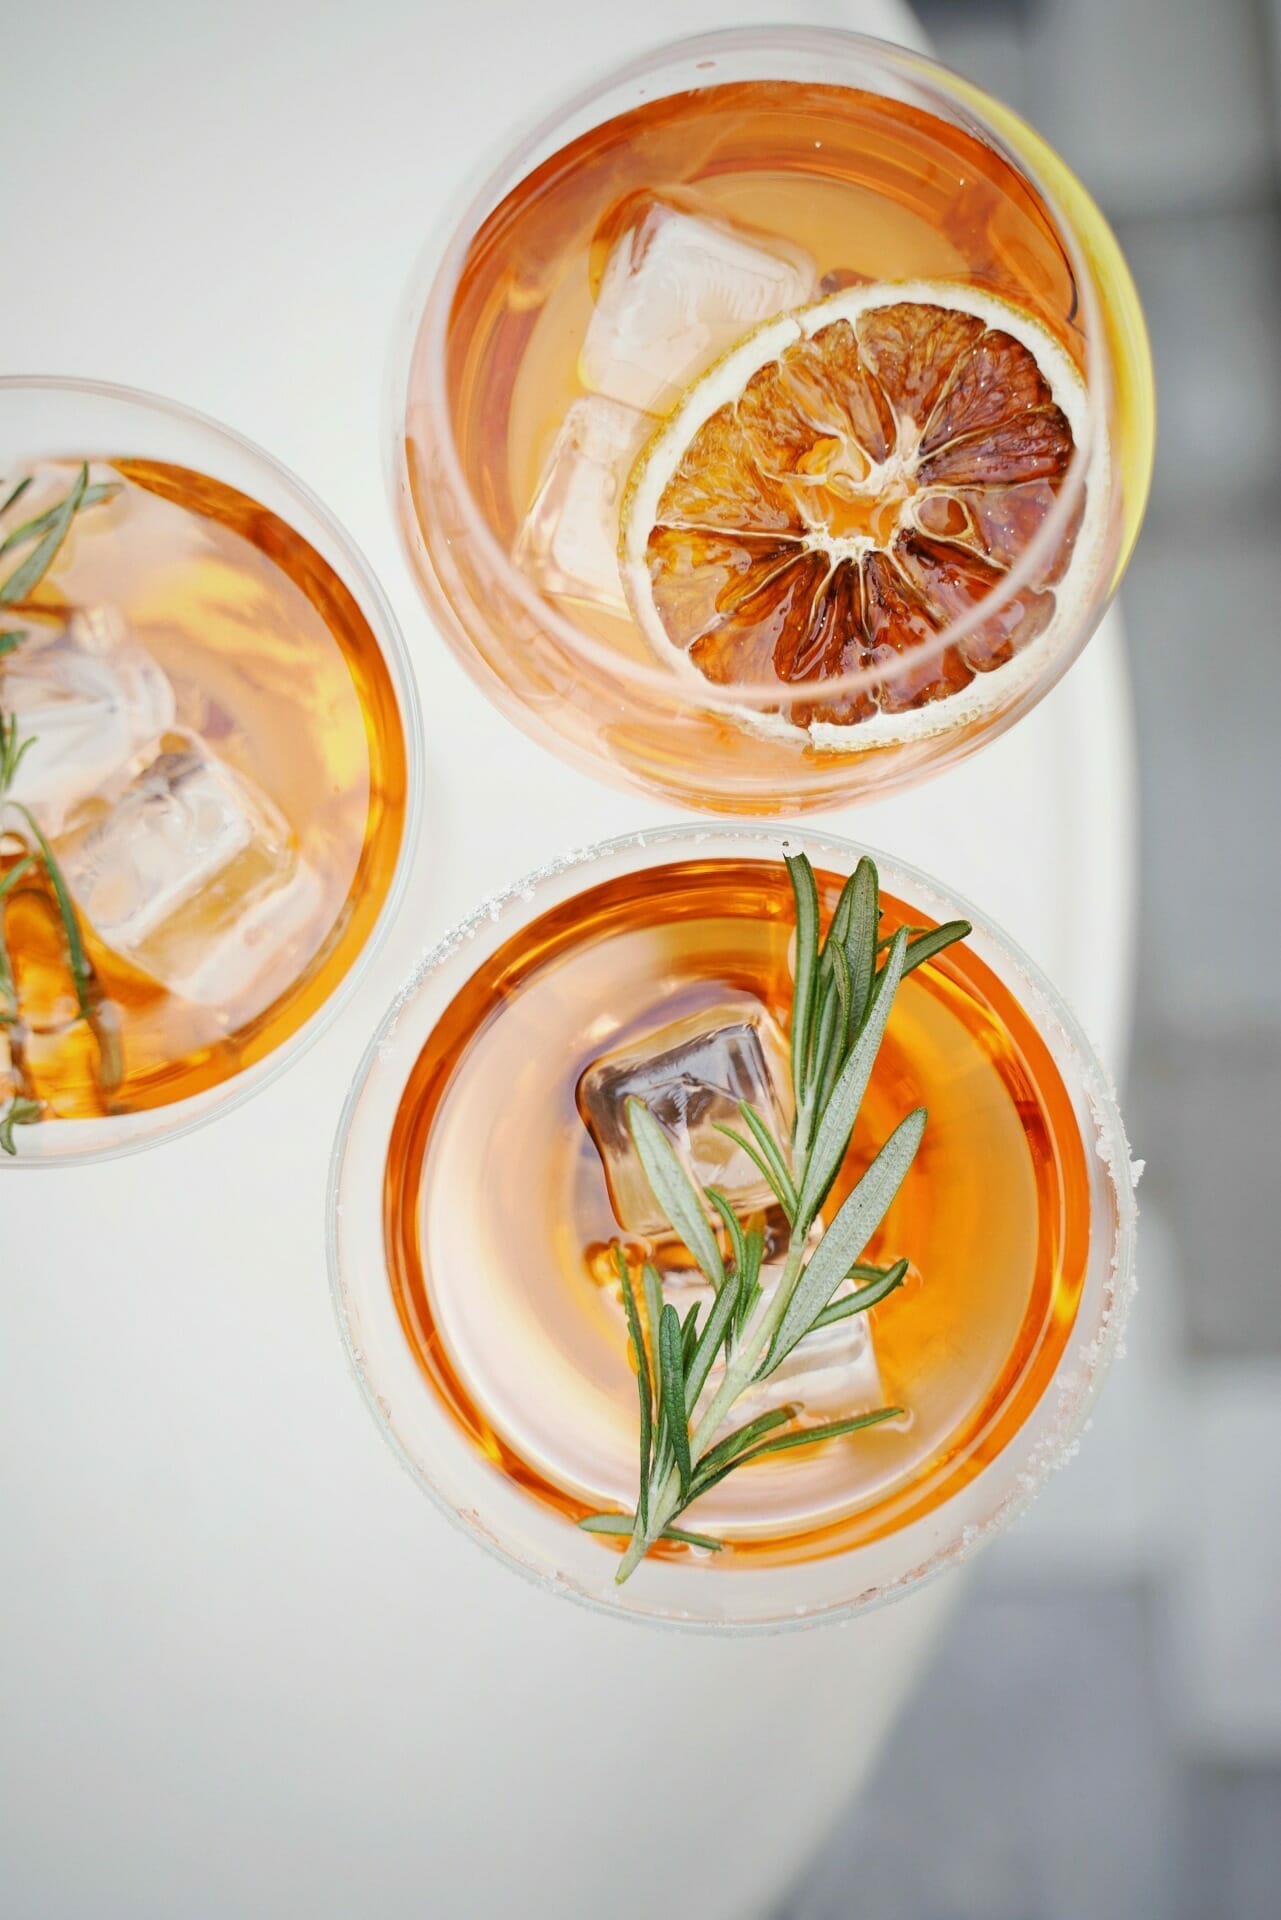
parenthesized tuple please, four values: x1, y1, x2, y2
(785, 2, 1281, 1914)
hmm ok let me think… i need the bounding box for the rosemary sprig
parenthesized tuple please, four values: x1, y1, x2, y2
(580, 852, 971, 1582)
(0, 479, 116, 565)
(0, 467, 121, 1150)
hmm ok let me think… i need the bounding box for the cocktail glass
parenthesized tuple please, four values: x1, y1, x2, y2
(329, 825, 1135, 1630)
(0, 377, 421, 1164)
(395, 27, 1154, 813)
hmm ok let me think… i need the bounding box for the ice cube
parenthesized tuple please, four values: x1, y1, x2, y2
(746, 1289, 884, 1421)
(0, 609, 175, 835)
(577, 997, 791, 1238)
(54, 737, 322, 1007)
(580, 193, 817, 414)
(612, 1257, 884, 1425)
(513, 396, 650, 612)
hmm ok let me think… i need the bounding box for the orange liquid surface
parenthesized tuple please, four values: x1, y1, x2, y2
(0, 460, 408, 1120)
(384, 859, 1091, 1570)
(432, 78, 1088, 663)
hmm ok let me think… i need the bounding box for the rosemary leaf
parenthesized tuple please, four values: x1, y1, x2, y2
(641, 1263, 664, 1355)
(736, 1224, 765, 1334)
(712, 1125, 778, 1211)
(0, 480, 117, 561)
(0, 479, 118, 572)
(656, 1524, 723, 1551)
(659, 1304, 692, 1497)
(680, 1302, 701, 1370)
(706, 1186, 747, 1279)
(0, 630, 24, 657)
(809, 1258, 910, 1332)
(0, 464, 89, 607)
(785, 849, 820, 1108)
(728, 1405, 902, 1467)
(816, 941, 851, 1114)
(764, 1106, 926, 1376)
(729, 1100, 799, 1217)
(689, 1406, 797, 1489)
(641, 1263, 673, 1488)
(0, 1096, 42, 1156)
(577, 1515, 723, 1551)
(807, 967, 841, 1120)
(627, 1095, 725, 1292)
(0, 715, 35, 791)
(10, 801, 93, 1020)
(842, 857, 879, 1036)
(902, 919, 972, 977)
(615, 1248, 653, 1534)
(688, 1405, 903, 1502)
(793, 926, 909, 1233)
(684, 1269, 740, 1413)
(825, 866, 856, 956)
(0, 476, 33, 518)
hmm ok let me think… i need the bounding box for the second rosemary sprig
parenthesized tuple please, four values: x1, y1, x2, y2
(0, 465, 122, 1150)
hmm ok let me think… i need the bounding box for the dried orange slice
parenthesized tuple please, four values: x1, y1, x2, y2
(619, 281, 1105, 742)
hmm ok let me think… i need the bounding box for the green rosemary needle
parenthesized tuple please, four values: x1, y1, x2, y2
(580, 851, 971, 1582)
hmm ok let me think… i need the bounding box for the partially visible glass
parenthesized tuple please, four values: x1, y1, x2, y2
(329, 826, 1137, 1632)
(395, 27, 1155, 815)
(0, 377, 421, 1165)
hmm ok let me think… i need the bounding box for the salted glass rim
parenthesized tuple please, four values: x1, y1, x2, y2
(0, 372, 424, 1168)
(327, 822, 1137, 1633)
(398, 24, 1109, 713)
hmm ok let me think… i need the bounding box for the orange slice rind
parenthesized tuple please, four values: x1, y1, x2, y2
(619, 280, 1107, 747)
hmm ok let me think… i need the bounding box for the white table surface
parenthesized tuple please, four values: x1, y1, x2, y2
(0, 4, 1138, 1916)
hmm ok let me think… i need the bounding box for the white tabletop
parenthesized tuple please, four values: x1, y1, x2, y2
(0, 4, 1137, 1916)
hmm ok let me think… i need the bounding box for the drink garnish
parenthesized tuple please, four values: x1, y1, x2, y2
(581, 850, 970, 1581)
(0, 465, 122, 1151)
(619, 283, 1097, 739)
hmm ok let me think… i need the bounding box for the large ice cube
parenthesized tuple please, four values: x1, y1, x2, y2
(513, 396, 650, 612)
(54, 737, 322, 1007)
(580, 193, 817, 414)
(577, 997, 791, 1238)
(0, 609, 175, 835)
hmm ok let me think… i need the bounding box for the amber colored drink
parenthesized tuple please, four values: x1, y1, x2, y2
(0, 458, 408, 1125)
(450, 83, 1087, 590)
(402, 43, 1153, 813)
(382, 857, 1091, 1570)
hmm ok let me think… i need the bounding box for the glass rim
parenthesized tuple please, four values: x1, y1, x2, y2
(328, 821, 1138, 1634)
(0, 371, 425, 1168)
(395, 23, 1110, 713)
